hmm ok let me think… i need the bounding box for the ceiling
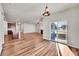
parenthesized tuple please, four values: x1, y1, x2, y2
(2, 3, 78, 24)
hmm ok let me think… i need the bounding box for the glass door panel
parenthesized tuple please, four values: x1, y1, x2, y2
(51, 20, 68, 44)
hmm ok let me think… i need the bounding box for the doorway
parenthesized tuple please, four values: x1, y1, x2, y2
(7, 23, 19, 40)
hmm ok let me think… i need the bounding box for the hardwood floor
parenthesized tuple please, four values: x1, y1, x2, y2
(1, 33, 58, 56)
(69, 46, 79, 56)
(1, 32, 79, 56)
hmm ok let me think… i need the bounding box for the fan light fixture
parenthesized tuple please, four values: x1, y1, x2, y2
(42, 4, 51, 16)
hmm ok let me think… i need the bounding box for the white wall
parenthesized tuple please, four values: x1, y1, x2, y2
(35, 23, 40, 32)
(3, 21, 7, 35)
(0, 4, 4, 54)
(42, 5, 79, 48)
(42, 22, 50, 39)
(23, 23, 36, 33)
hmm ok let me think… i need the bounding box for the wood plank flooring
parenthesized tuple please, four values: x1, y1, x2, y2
(1, 33, 58, 56)
(2, 32, 79, 56)
(69, 46, 79, 56)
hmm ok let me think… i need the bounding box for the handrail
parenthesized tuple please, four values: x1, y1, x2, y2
(56, 43, 61, 56)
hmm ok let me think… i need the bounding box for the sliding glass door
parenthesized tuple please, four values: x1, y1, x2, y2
(51, 20, 68, 44)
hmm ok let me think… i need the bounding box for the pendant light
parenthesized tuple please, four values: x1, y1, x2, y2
(42, 4, 51, 16)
